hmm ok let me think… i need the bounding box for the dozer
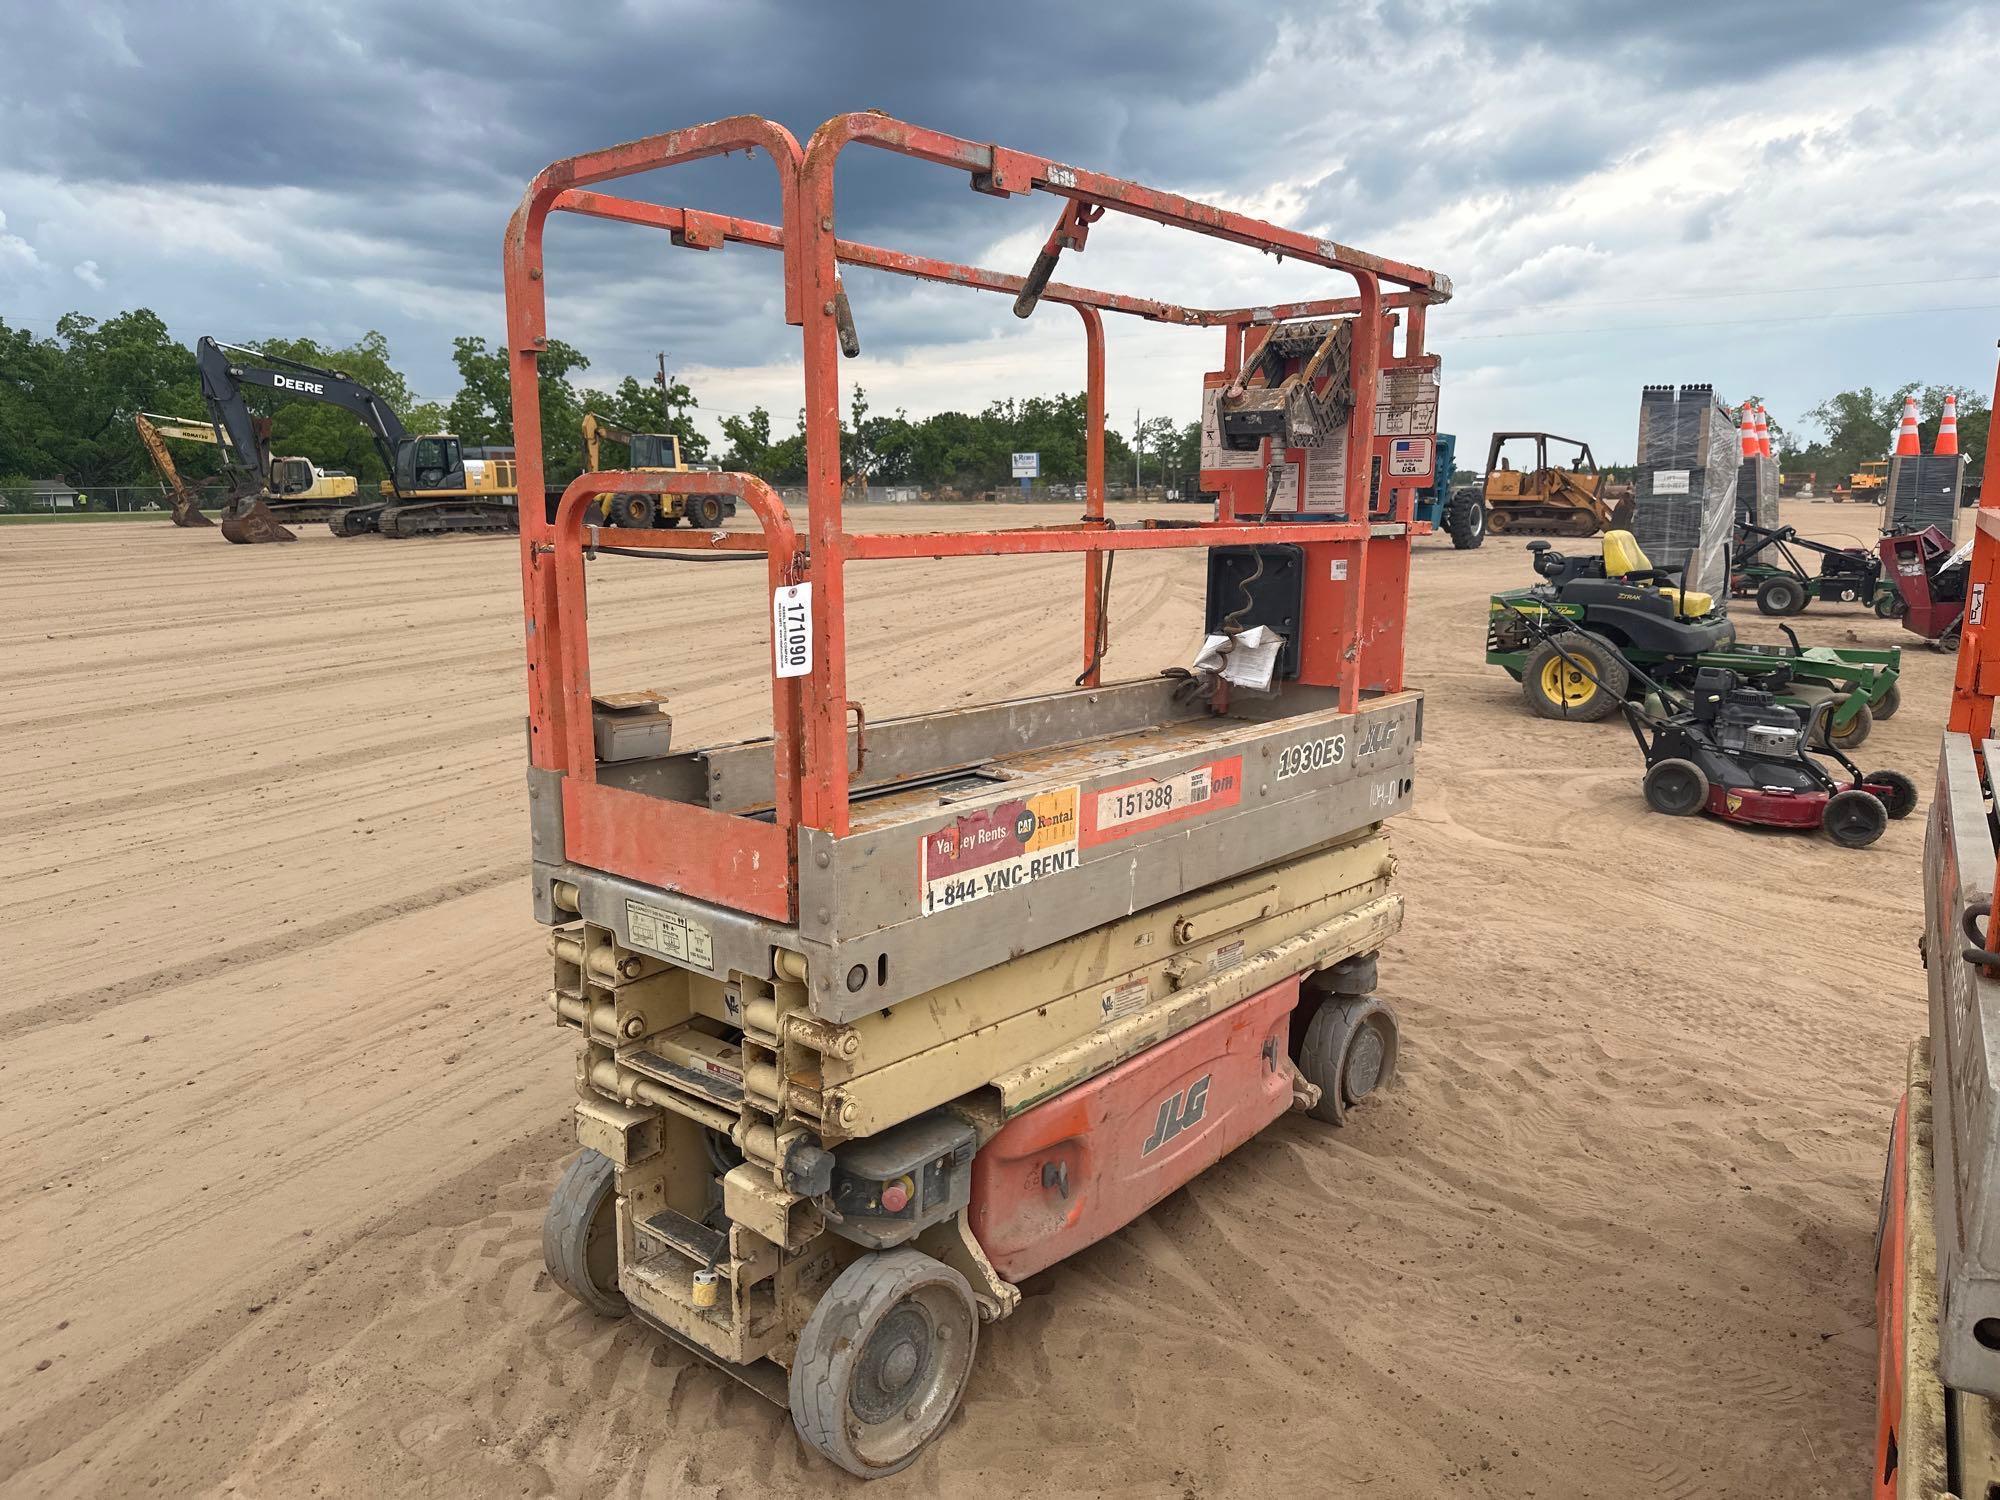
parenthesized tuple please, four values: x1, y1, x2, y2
(196, 336, 520, 542)
(509, 111, 1448, 1479)
(580, 413, 734, 529)
(1487, 529, 1901, 749)
(1478, 431, 1626, 537)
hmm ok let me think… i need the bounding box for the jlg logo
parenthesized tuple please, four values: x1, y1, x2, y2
(1140, 1074, 1211, 1156)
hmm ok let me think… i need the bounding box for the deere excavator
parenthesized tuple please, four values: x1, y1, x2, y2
(196, 337, 521, 543)
(134, 410, 358, 530)
(579, 412, 732, 528)
(1477, 431, 1628, 537)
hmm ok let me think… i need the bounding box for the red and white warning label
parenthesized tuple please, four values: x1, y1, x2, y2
(920, 787, 1080, 914)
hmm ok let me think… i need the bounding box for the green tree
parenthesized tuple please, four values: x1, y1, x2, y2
(1792, 383, 1987, 491)
(446, 335, 591, 479)
(0, 310, 204, 487)
(720, 405, 775, 473)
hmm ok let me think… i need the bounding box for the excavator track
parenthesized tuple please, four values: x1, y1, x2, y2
(376, 502, 520, 539)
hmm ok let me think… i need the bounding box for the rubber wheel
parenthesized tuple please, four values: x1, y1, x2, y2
(1875, 592, 1906, 620)
(615, 493, 659, 529)
(1756, 575, 1807, 617)
(686, 494, 726, 528)
(543, 1148, 626, 1317)
(1296, 995, 1399, 1126)
(1865, 769, 1919, 820)
(1825, 787, 1889, 849)
(1875, 682, 1902, 721)
(789, 1248, 978, 1479)
(1521, 632, 1628, 722)
(1815, 699, 1873, 751)
(1447, 496, 1486, 550)
(1643, 757, 1710, 817)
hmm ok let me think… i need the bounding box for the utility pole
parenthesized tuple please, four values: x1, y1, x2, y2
(1133, 408, 1142, 490)
(655, 351, 671, 427)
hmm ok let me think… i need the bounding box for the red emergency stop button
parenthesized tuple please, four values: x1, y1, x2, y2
(880, 1176, 914, 1212)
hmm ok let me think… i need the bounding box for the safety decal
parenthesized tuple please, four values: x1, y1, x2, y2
(1082, 755, 1243, 846)
(625, 898, 715, 972)
(920, 786, 1080, 914)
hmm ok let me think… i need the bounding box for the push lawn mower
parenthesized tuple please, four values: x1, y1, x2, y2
(1487, 532, 1902, 748)
(1730, 521, 1889, 617)
(1500, 602, 1917, 848)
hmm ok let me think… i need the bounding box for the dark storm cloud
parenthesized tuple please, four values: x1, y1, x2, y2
(0, 1, 1271, 229)
(0, 0, 1978, 408)
(1460, 0, 1959, 78)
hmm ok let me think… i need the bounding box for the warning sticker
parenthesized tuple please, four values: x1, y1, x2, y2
(1374, 365, 1439, 437)
(1083, 756, 1243, 846)
(921, 787, 1080, 914)
(1098, 979, 1151, 1027)
(625, 898, 715, 972)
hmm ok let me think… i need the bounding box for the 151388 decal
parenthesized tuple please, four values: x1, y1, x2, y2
(1082, 756, 1242, 846)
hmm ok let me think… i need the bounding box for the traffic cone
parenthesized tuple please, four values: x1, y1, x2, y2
(1755, 405, 1774, 459)
(1739, 403, 1758, 458)
(1894, 395, 1922, 456)
(1935, 394, 1960, 455)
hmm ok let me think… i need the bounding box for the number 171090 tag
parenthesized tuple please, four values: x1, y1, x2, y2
(773, 583, 812, 678)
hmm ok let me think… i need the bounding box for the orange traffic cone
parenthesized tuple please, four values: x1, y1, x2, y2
(1739, 403, 1758, 458)
(1935, 394, 1960, 455)
(1894, 395, 1923, 456)
(1755, 405, 1774, 459)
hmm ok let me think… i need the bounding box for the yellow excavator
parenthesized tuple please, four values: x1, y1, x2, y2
(580, 413, 732, 528)
(134, 412, 356, 530)
(1478, 431, 1627, 537)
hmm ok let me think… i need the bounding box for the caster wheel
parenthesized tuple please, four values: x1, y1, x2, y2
(789, 1248, 978, 1478)
(1298, 994, 1400, 1126)
(1864, 769, 1919, 820)
(543, 1148, 626, 1317)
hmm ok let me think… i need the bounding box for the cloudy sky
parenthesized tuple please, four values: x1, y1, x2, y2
(2, 1, 1995, 461)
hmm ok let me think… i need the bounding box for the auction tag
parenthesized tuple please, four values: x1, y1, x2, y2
(1652, 470, 1690, 495)
(772, 583, 811, 678)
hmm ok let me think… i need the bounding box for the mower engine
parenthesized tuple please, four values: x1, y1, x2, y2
(1684, 668, 1803, 759)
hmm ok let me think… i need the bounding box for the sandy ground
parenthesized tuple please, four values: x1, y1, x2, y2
(0, 497, 1945, 1497)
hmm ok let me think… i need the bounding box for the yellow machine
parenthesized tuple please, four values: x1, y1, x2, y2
(1844, 458, 1888, 504)
(581, 412, 730, 528)
(135, 412, 356, 529)
(1478, 431, 1625, 537)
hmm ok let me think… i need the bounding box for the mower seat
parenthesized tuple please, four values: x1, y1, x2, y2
(1602, 529, 1715, 617)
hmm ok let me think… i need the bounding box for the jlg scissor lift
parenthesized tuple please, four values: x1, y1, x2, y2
(1876, 350, 2000, 1496)
(505, 113, 1449, 1478)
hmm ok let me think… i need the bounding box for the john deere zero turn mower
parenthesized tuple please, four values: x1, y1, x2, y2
(1486, 530, 1902, 749)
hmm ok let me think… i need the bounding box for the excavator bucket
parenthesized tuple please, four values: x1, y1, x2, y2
(169, 487, 217, 528)
(220, 487, 297, 545)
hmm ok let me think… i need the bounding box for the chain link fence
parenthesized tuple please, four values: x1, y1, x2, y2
(1, 483, 188, 516)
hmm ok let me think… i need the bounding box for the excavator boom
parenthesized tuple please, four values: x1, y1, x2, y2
(133, 412, 219, 528)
